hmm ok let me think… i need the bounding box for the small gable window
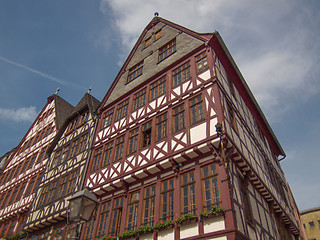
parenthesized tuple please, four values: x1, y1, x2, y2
(155, 29, 162, 41)
(145, 37, 152, 48)
(159, 38, 176, 62)
(128, 61, 143, 83)
(195, 52, 208, 73)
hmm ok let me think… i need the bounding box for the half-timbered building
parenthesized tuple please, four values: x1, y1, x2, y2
(83, 17, 302, 240)
(23, 93, 100, 239)
(0, 94, 73, 238)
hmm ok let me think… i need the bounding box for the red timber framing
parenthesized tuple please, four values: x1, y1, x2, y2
(79, 17, 302, 240)
(0, 94, 74, 238)
(23, 94, 100, 239)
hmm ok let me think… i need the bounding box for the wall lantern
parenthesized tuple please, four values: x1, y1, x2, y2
(68, 187, 99, 223)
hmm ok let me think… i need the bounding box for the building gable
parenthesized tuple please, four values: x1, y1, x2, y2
(102, 17, 212, 109)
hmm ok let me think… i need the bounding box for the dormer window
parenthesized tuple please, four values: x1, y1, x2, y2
(128, 61, 143, 82)
(158, 38, 176, 62)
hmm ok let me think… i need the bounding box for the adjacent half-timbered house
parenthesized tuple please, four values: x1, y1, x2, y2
(23, 93, 100, 239)
(0, 94, 73, 238)
(83, 17, 302, 240)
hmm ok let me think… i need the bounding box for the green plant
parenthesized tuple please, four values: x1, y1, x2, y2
(175, 212, 197, 224)
(5, 232, 27, 240)
(153, 220, 174, 230)
(200, 206, 224, 219)
(118, 229, 136, 239)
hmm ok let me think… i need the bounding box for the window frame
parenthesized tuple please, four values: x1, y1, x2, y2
(158, 38, 176, 62)
(189, 94, 205, 125)
(160, 178, 174, 221)
(173, 61, 191, 87)
(114, 135, 125, 162)
(126, 191, 140, 231)
(173, 104, 185, 133)
(102, 108, 114, 129)
(201, 163, 221, 211)
(128, 61, 143, 83)
(116, 99, 129, 121)
(128, 128, 139, 155)
(102, 141, 114, 167)
(156, 113, 167, 141)
(181, 171, 196, 215)
(142, 185, 156, 226)
(150, 76, 166, 101)
(195, 51, 208, 73)
(141, 121, 152, 148)
(133, 88, 146, 111)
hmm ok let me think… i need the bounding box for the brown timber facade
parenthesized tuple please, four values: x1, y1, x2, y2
(0, 95, 73, 237)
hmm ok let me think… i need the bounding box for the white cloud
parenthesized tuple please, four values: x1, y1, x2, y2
(0, 106, 37, 122)
(99, 0, 320, 121)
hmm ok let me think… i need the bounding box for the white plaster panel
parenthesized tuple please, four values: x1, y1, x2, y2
(157, 228, 174, 240)
(199, 69, 211, 81)
(139, 233, 154, 240)
(190, 122, 207, 144)
(179, 222, 198, 239)
(210, 118, 218, 136)
(203, 216, 225, 234)
(234, 204, 245, 235)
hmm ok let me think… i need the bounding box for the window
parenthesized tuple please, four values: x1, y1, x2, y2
(52, 149, 62, 168)
(133, 88, 146, 111)
(127, 191, 140, 231)
(66, 170, 78, 195)
(92, 147, 103, 172)
(61, 145, 70, 163)
(309, 221, 315, 227)
(128, 61, 143, 82)
(28, 153, 38, 170)
(128, 128, 139, 155)
(173, 104, 185, 133)
(159, 38, 176, 61)
(84, 209, 97, 240)
(38, 185, 49, 208)
(141, 121, 152, 148)
(25, 177, 36, 196)
(57, 175, 68, 199)
(173, 62, 191, 87)
(114, 135, 125, 161)
(240, 179, 253, 225)
(143, 185, 156, 226)
(109, 197, 123, 237)
(145, 37, 152, 48)
(102, 108, 114, 128)
(36, 147, 46, 164)
(116, 99, 129, 121)
(181, 171, 196, 215)
(201, 164, 220, 211)
(47, 181, 58, 203)
(96, 201, 111, 238)
(79, 134, 88, 153)
(227, 102, 238, 133)
(102, 141, 113, 167)
(156, 113, 167, 141)
(161, 179, 174, 221)
(155, 29, 162, 41)
(150, 76, 166, 101)
(189, 95, 204, 124)
(195, 52, 208, 73)
(70, 139, 80, 158)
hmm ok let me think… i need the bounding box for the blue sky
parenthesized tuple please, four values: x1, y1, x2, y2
(0, 0, 319, 211)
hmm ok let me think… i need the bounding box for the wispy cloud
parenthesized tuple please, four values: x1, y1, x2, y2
(0, 106, 37, 122)
(0, 55, 67, 86)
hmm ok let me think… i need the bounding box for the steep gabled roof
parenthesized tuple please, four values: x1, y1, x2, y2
(99, 17, 213, 111)
(47, 93, 100, 155)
